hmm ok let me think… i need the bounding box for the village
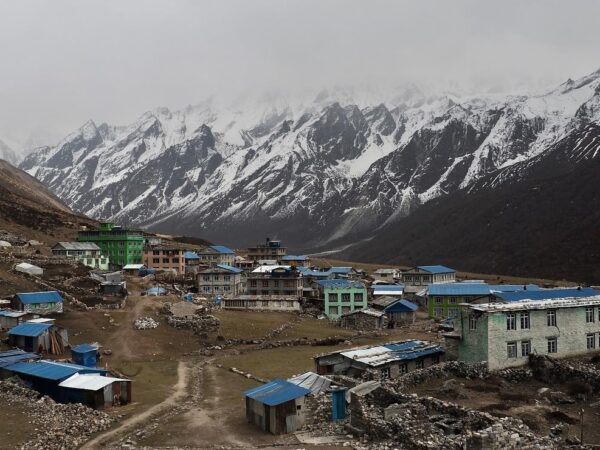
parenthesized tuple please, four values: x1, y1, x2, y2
(1, 223, 600, 449)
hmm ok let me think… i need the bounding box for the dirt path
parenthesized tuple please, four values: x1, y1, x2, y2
(81, 360, 190, 449)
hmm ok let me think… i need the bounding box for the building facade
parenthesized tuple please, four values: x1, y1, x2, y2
(401, 265, 456, 290)
(77, 223, 144, 268)
(246, 238, 287, 262)
(143, 245, 186, 274)
(12, 291, 64, 315)
(317, 280, 367, 319)
(197, 264, 243, 297)
(450, 296, 600, 370)
(51, 242, 109, 270)
(246, 266, 302, 297)
(222, 295, 301, 311)
(196, 245, 235, 267)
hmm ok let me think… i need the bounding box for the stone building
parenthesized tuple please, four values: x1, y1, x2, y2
(339, 308, 387, 330)
(314, 340, 445, 380)
(51, 242, 110, 270)
(447, 294, 600, 370)
(246, 238, 287, 263)
(221, 295, 301, 311)
(196, 245, 235, 267)
(197, 264, 243, 297)
(142, 245, 186, 274)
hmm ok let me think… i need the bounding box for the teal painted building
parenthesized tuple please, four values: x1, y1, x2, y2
(317, 280, 367, 319)
(77, 222, 145, 269)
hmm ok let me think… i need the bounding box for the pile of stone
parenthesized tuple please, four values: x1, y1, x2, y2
(134, 317, 159, 330)
(0, 379, 117, 449)
(0, 230, 28, 246)
(161, 302, 220, 334)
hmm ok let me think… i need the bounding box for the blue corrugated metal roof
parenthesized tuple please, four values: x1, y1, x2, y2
(216, 263, 243, 273)
(0, 349, 30, 358)
(210, 245, 234, 254)
(330, 267, 352, 274)
(281, 255, 308, 261)
(317, 279, 365, 289)
(71, 344, 98, 354)
(0, 352, 39, 368)
(384, 299, 418, 313)
(5, 361, 106, 381)
(488, 284, 540, 292)
(16, 291, 64, 305)
(495, 287, 600, 302)
(7, 322, 52, 337)
(394, 346, 445, 361)
(428, 283, 491, 296)
(416, 265, 455, 274)
(184, 251, 200, 260)
(244, 379, 310, 406)
(383, 340, 424, 351)
(373, 284, 404, 291)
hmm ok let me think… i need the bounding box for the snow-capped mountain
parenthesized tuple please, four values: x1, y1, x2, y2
(0, 138, 20, 165)
(20, 68, 600, 248)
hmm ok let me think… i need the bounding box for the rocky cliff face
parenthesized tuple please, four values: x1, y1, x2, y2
(21, 69, 600, 248)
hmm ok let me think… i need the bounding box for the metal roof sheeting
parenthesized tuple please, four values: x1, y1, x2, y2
(71, 344, 99, 354)
(0, 351, 39, 368)
(470, 295, 600, 312)
(384, 299, 418, 313)
(281, 255, 309, 261)
(287, 372, 331, 395)
(184, 251, 200, 260)
(216, 263, 243, 273)
(16, 291, 64, 305)
(7, 322, 52, 337)
(244, 379, 310, 406)
(58, 373, 128, 391)
(339, 340, 444, 367)
(494, 288, 600, 302)
(415, 265, 455, 274)
(210, 245, 235, 254)
(428, 283, 491, 296)
(53, 242, 101, 251)
(317, 280, 365, 289)
(6, 360, 106, 381)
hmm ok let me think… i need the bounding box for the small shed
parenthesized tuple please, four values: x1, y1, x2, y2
(7, 322, 69, 354)
(58, 373, 131, 408)
(71, 343, 100, 367)
(15, 262, 44, 276)
(384, 299, 418, 327)
(245, 379, 310, 434)
(12, 291, 64, 315)
(339, 308, 387, 331)
(0, 310, 32, 330)
(122, 264, 145, 275)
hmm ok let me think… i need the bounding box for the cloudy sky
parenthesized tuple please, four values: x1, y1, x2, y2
(0, 0, 599, 150)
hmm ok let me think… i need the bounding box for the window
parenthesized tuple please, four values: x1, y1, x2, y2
(449, 297, 457, 304)
(162, 258, 169, 263)
(399, 363, 408, 374)
(203, 286, 210, 292)
(249, 280, 257, 288)
(547, 310, 557, 327)
(448, 308, 459, 318)
(520, 312, 530, 330)
(469, 315, 477, 330)
(328, 306, 338, 315)
(587, 333, 596, 350)
(521, 340, 531, 357)
(224, 275, 230, 282)
(434, 308, 443, 318)
(203, 275, 210, 282)
(380, 367, 391, 379)
(262, 280, 269, 287)
(172, 258, 179, 263)
(506, 313, 516, 330)
(415, 360, 424, 369)
(328, 293, 338, 302)
(153, 258, 160, 264)
(341, 293, 351, 302)
(153, 250, 160, 256)
(507, 342, 517, 358)
(586, 307, 595, 323)
(435, 297, 443, 305)
(354, 293, 363, 302)
(547, 337, 557, 354)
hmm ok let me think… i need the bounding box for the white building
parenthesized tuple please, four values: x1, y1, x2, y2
(52, 242, 109, 270)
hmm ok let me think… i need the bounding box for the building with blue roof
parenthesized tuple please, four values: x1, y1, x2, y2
(280, 255, 311, 267)
(184, 251, 200, 260)
(316, 280, 367, 319)
(71, 343, 99, 367)
(197, 263, 244, 297)
(7, 322, 69, 353)
(401, 266, 456, 293)
(493, 287, 599, 303)
(245, 379, 310, 434)
(4, 360, 107, 400)
(0, 350, 39, 377)
(12, 291, 64, 315)
(314, 339, 445, 379)
(196, 245, 236, 267)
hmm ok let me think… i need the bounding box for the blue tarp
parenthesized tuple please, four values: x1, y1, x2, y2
(245, 379, 310, 406)
(16, 291, 64, 305)
(7, 323, 52, 337)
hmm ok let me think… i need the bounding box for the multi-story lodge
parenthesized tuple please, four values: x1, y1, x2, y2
(77, 222, 144, 268)
(142, 245, 186, 274)
(401, 265, 456, 292)
(246, 265, 302, 297)
(197, 264, 244, 297)
(51, 242, 109, 270)
(246, 238, 287, 263)
(316, 279, 368, 320)
(196, 245, 236, 267)
(447, 293, 600, 370)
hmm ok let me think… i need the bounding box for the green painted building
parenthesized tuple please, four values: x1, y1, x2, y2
(77, 222, 144, 268)
(317, 280, 368, 319)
